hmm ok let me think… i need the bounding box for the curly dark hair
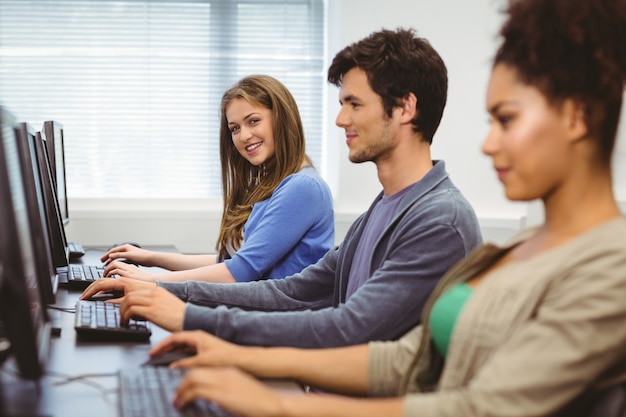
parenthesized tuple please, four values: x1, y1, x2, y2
(327, 28, 448, 145)
(495, 0, 626, 162)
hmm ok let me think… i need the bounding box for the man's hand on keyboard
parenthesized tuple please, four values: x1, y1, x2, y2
(80, 276, 157, 302)
(120, 286, 186, 332)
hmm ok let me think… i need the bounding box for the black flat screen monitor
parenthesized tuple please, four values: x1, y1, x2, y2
(34, 131, 69, 270)
(0, 107, 51, 380)
(42, 120, 69, 226)
(15, 122, 58, 305)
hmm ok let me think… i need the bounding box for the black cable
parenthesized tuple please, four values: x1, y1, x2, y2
(46, 305, 76, 313)
(47, 370, 118, 385)
(2, 366, 118, 403)
(45, 370, 118, 404)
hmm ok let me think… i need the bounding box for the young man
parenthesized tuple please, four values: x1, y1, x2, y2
(82, 28, 482, 348)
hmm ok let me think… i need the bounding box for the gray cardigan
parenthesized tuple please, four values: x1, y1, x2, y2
(369, 217, 626, 417)
(159, 160, 482, 348)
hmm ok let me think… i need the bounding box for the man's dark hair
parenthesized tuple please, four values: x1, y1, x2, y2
(328, 28, 448, 144)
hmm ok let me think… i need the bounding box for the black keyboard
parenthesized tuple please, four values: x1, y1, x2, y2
(67, 240, 86, 258)
(74, 300, 151, 342)
(71, 264, 105, 281)
(119, 367, 238, 417)
(59, 264, 106, 289)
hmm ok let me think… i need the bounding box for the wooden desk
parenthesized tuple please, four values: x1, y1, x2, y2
(0, 248, 301, 417)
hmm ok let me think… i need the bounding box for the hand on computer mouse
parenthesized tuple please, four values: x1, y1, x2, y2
(103, 257, 138, 267)
(100, 242, 151, 267)
(142, 350, 196, 367)
(109, 241, 141, 250)
(150, 330, 244, 369)
(87, 290, 125, 302)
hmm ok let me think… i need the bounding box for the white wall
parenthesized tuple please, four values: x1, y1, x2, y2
(66, 0, 626, 252)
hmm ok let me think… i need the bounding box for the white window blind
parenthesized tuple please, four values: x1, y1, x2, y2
(0, 0, 326, 198)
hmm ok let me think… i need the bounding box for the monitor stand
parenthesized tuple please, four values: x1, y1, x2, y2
(45, 308, 62, 338)
(67, 241, 85, 259)
(0, 378, 51, 417)
(0, 352, 50, 417)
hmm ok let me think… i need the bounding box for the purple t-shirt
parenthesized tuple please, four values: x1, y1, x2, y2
(345, 185, 413, 300)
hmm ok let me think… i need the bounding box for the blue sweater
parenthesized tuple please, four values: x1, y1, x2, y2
(223, 166, 334, 282)
(159, 161, 483, 348)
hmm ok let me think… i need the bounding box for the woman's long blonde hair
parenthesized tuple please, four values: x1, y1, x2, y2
(216, 75, 312, 261)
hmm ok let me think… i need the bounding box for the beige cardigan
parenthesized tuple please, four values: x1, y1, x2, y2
(369, 217, 626, 417)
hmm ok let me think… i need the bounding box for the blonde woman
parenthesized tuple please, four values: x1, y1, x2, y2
(102, 75, 334, 283)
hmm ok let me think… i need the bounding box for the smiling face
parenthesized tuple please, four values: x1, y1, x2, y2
(335, 67, 401, 164)
(482, 63, 577, 202)
(226, 98, 276, 167)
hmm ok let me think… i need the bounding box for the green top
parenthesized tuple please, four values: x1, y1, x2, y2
(429, 282, 474, 357)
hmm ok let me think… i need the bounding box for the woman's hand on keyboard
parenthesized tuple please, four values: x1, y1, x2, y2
(104, 261, 157, 282)
(101, 243, 151, 266)
(174, 367, 283, 417)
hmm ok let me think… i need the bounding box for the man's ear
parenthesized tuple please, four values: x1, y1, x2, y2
(399, 92, 418, 124)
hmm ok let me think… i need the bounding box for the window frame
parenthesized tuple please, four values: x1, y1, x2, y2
(0, 0, 328, 202)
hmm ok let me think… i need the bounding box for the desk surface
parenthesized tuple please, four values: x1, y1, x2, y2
(1, 248, 300, 417)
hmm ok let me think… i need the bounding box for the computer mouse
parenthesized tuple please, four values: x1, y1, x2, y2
(87, 290, 124, 301)
(103, 257, 139, 267)
(117, 258, 139, 266)
(142, 350, 196, 367)
(109, 241, 141, 250)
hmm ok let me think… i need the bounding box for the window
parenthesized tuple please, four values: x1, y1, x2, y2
(0, 0, 326, 198)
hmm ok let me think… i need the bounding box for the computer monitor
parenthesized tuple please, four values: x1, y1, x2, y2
(15, 122, 58, 305)
(42, 120, 69, 226)
(0, 107, 51, 380)
(34, 131, 69, 270)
